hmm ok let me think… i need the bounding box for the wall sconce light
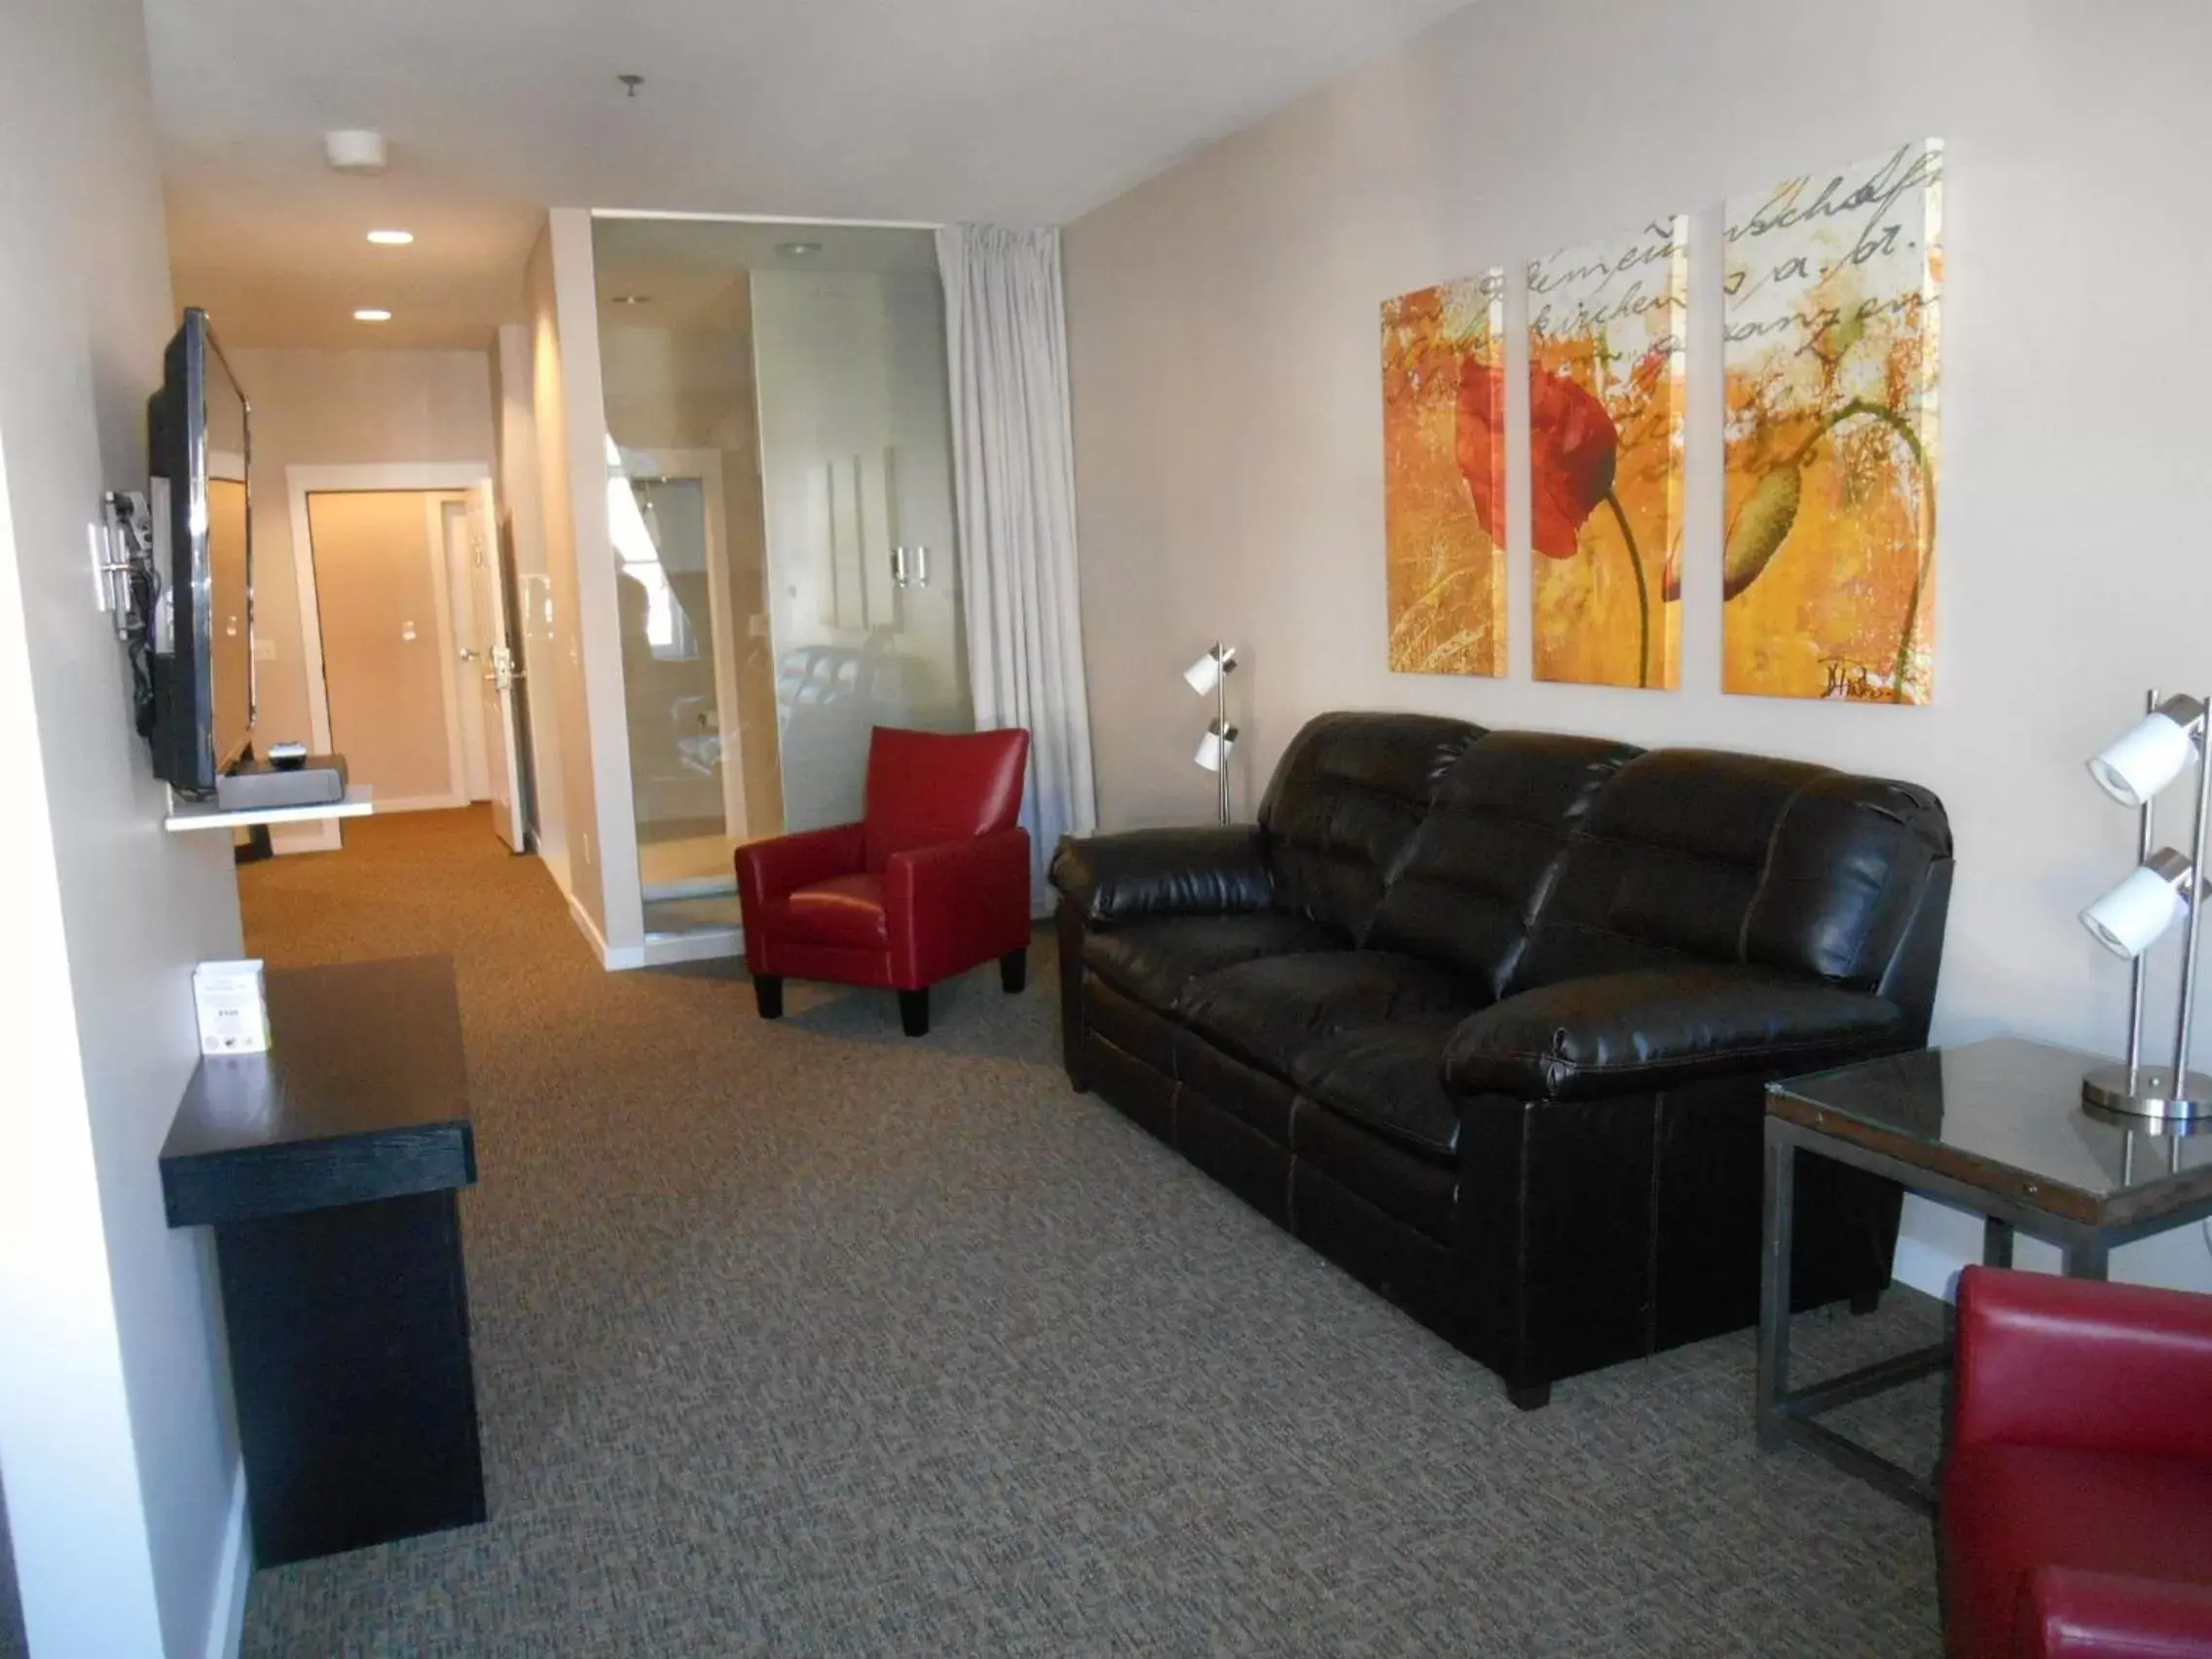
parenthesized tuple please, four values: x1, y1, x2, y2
(1184, 643, 1239, 824)
(2080, 687, 2211, 1124)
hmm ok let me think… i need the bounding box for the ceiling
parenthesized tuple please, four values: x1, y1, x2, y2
(147, 0, 1473, 350)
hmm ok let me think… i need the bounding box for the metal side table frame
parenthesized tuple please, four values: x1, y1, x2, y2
(1755, 1038, 2212, 1511)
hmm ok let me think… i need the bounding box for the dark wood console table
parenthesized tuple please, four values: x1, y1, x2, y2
(160, 955, 486, 1567)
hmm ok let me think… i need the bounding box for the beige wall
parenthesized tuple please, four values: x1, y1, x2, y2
(528, 219, 627, 942)
(0, 0, 245, 1652)
(1065, 0, 2212, 1292)
(493, 322, 570, 885)
(227, 348, 495, 765)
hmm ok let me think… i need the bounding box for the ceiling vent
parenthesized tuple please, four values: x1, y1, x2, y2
(324, 129, 387, 174)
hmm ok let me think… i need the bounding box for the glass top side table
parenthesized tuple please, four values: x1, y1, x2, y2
(1756, 1035, 2212, 1508)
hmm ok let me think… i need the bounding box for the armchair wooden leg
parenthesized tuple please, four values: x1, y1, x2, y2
(754, 976, 784, 1019)
(898, 988, 930, 1038)
(999, 947, 1027, 994)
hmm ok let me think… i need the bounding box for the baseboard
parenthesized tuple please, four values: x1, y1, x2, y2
(640, 926, 744, 967)
(640, 874, 737, 902)
(202, 1462, 249, 1659)
(370, 793, 471, 815)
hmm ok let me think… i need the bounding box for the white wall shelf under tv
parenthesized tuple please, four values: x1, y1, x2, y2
(163, 786, 375, 833)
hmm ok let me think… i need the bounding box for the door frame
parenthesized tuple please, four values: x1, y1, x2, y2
(432, 494, 493, 802)
(614, 446, 750, 866)
(277, 461, 498, 854)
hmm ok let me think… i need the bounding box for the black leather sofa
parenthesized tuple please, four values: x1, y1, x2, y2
(1050, 713, 1953, 1407)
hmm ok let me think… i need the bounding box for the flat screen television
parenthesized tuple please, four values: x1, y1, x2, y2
(146, 307, 253, 796)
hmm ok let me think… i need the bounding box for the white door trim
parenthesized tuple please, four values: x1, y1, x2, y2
(277, 461, 498, 853)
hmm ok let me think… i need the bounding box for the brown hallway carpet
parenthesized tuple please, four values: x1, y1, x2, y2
(235, 806, 1948, 1657)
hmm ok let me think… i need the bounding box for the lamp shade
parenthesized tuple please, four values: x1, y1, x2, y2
(1194, 721, 1238, 774)
(2087, 696, 2205, 806)
(2081, 857, 2194, 959)
(1183, 645, 1236, 697)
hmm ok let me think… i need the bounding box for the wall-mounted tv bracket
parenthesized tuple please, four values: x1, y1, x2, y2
(96, 489, 155, 643)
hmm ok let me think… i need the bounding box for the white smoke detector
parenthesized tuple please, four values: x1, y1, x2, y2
(324, 129, 387, 174)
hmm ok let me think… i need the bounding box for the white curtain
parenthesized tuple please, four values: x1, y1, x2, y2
(937, 224, 1098, 911)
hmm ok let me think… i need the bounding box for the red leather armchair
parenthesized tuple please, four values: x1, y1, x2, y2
(1943, 1266, 2212, 1658)
(735, 726, 1032, 1036)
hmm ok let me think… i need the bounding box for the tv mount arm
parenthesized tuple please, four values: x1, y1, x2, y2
(98, 489, 165, 739)
(96, 489, 157, 642)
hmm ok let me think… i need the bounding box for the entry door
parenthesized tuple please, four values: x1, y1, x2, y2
(470, 481, 529, 851)
(307, 491, 467, 811)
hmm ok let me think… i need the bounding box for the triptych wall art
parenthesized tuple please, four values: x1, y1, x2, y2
(1380, 138, 1943, 705)
(1381, 270, 1506, 677)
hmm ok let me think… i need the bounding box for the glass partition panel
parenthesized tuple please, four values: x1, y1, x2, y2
(593, 217, 969, 938)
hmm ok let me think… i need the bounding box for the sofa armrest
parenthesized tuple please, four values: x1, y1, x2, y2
(1441, 965, 1906, 1102)
(886, 829, 1032, 986)
(735, 822, 866, 913)
(1954, 1267, 2212, 1461)
(2023, 1567, 2212, 1659)
(1049, 825, 1273, 923)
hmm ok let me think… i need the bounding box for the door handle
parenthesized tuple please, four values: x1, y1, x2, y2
(891, 546, 909, 589)
(459, 646, 480, 662)
(912, 545, 929, 587)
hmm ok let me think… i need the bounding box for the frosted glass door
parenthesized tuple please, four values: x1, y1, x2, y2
(751, 250, 970, 832)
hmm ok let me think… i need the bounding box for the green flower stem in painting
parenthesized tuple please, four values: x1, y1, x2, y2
(1787, 397, 1936, 704)
(1601, 489, 1651, 690)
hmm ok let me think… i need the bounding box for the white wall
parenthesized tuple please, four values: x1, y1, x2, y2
(225, 348, 497, 763)
(0, 1, 247, 1654)
(1065, 0, 2212, 1292)
(525, 216, 650, 962)
(494, 322, 570, 888)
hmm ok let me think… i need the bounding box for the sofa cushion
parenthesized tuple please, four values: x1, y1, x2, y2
(1082, 912, 1345, 1009)
(1290, 1014, 1464, 1163)
(1511, 749, 1829, 990)
(1510, 749, 1953, 997)
(777, 874, 890, 949)
(1366, 730, 1640, 998)
(1943, 1444, 2212, 1659)
(1256, 712, 1482, 941)
(1176, 950, 1483, 1081)
(1743, 771, 1952, 989)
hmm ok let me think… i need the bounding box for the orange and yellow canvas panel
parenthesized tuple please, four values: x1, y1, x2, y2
(1526, 219, 1687, 689)
(1382, 270, 1506, 677)
(1722, 140, 1942, 703)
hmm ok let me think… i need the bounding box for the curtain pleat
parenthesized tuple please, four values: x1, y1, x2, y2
(937, 224, 1098, 911)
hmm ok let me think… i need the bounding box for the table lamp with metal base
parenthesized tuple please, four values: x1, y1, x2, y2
(2080, 688, 2211, 1125)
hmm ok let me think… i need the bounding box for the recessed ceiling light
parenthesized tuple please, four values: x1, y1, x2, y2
(352, 309, 392, 322)
(366, 229, 414, 245)
(609, 293, 652, 306)
(778, 240, 823, 257)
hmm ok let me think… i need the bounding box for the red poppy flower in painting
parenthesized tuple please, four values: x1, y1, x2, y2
(1453, 360, 1506, 543)
(1454, 363, 1622, 560)
(1525, 368, 1619, 559)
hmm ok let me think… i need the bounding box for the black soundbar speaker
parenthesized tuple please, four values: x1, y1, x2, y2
(215, 756, 350, 812)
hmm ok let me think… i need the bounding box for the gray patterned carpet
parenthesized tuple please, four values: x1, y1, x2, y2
(229, 807, 1949, 1657)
